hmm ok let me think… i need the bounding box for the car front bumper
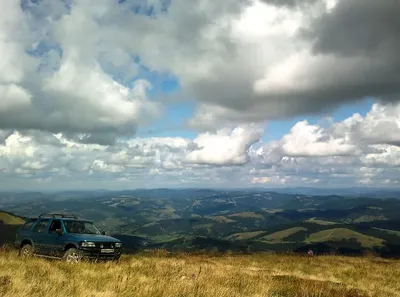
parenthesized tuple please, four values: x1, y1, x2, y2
(79, 247, 122, 262)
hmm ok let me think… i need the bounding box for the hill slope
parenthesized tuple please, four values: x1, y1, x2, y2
(0, 211, 25, 225)
(262, 227, 307, 243)
(0, 211, 25, 248)
(306, 228, 385, 249)
(0, 251, 399, 297)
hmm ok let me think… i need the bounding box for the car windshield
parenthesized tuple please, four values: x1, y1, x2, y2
(64, 220, 101, 235)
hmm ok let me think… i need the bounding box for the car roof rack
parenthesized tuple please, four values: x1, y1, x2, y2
(38, 213, 79, 219)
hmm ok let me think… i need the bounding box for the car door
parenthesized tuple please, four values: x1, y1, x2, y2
(31, 219, 50, 255)
(45, 219, 66, 257)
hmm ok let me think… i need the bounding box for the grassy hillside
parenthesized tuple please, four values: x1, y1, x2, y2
(305, 218, 338, 226)
(0, 211, 25, 248)
(262, 227, 308, 243)
(225, 231, 265, 241)
(0, 251, 399, 297)
(306, 228, 385, 249)
(0, 211, 25, 225)
(374, 228, 400, 237)
(229, 212, 265, 219)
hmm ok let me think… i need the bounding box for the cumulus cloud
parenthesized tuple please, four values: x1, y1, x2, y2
(251, 102, 400, 187)
(306, 0, 400, 58)
(186, 125, 263, 165)
(332, 104, 400, 146)
(281, 121, 358, 157)
(251, 177, 271, 184)
(1, 0, 400, 189)
(0, 0, 160, 144)
(0, 124, 262, 188)
(1, 102, 400, 189)
(130, 0, 399, 126)
(3, 0, 399, 133)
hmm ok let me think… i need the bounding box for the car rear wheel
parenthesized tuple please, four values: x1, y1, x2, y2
(19, 244, 33, 258)
(63, 248, 83, 263)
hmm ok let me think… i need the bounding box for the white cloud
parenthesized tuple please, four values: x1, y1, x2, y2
(127, 0, 400, 127)
(248, 102, 400, 188)
(361, 145, 400, 167)
(334, 103, 400, 146)
(1, 101, 400, 189)
(186, 125, 263, 165)
(1, 0, 400, 190)
(281, 121, 357, 157)
(3, 0, 398, 134)
(251, 177, 271, 184)
(0, 0, 160, 144)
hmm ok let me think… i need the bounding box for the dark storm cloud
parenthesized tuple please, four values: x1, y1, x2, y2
(280, 0, 400, 106)
(306, 0, 400, 57)
(188, 0, 400, 128)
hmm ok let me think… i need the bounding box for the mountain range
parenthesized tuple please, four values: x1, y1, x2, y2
(1, 189, 400, 257)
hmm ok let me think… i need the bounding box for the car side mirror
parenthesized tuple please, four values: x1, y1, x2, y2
(101, 231, 106, 235)
(56, 229, 63, 235)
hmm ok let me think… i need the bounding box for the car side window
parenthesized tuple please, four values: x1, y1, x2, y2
(34, 220, 49, 233)
(49, 220, 62, 233)
(21, 221, 35, 230)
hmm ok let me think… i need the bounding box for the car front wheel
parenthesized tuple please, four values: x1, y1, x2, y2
(19, 244, 34, 258)
(113, 257, 120, 264)
(63, 248, 83, 263)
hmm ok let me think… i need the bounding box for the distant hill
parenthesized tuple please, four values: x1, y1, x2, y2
(261, 227, 307, 243)
(258, 187, 400, 198)
(306, 228, 384, 249)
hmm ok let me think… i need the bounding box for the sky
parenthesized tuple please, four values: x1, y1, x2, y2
(1, 0, 400, 190)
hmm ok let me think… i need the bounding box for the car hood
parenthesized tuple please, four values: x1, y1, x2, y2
(69, 234, 121, 243)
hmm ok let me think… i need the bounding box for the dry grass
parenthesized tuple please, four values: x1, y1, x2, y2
(1, 250, 399, 297)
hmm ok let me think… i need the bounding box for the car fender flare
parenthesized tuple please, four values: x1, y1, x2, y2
(63, 242, 79, 252)
(20, 238, 34, 248)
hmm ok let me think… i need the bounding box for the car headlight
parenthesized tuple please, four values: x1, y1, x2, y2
(81, 241, 96, 248)
(115, 243, 122, 248)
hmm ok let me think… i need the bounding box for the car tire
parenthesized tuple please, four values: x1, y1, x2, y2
(19, 244, 34, 258)
(113, 258, 120, 264)
(62, 248, 83, 263)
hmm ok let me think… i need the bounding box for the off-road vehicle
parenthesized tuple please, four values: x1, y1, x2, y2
(15, 213, 122, 263)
